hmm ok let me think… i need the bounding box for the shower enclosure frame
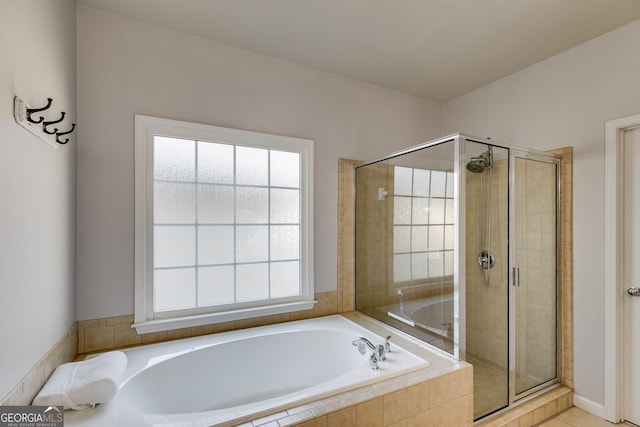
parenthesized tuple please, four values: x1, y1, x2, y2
(508, 148, 561, 404)
(354, 133, 562, 417)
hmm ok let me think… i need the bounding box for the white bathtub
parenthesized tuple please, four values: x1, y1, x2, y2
(386, 294, 454, 338)
(65, 315, 429, 427)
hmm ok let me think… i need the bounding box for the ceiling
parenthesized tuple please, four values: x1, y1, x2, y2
(75, 0, 640, 102)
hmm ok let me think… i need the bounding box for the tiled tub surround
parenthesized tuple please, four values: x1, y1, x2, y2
(0, 323, 77, 406)
(77, 291, 339, 354)
(66, 312, 472, 427)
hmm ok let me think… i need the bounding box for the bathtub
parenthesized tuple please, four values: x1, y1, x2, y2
(65, 315, 429, 427)
(386, 294, 454, 339)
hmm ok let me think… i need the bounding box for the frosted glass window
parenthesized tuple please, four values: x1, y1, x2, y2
(198, 226, 234, 265)
(236, 226, 268, 262)
(444, 225, 454, 250)
(236, 146, 268, 185)
(444, 251, 454, 276)
(271, 151, 300, 188)
(198, 142, 233, 184)
(411, 253, 428, 280)
(236, 187, 268, 223)
(237, 263, 269, 302)
(446, 172, 454, 198)
(394, 254, 411, 282)
(271, 189, 299, 223)
(413, 169, 430, 197)
(428, 226, 445, 250)
(154, 268, 196, 312)
(197, 266, 234, 306)
(428, 252, 444, 278)
(429, 198, 445, 224)
(197, 185, 234, 224)
(154, 182, 195, 224)
(393, 226, 411, 253)
(394, 197, 412, 224)
(411, 226, 428, 252)
(136, 116, 312, 328)
(154, 137, 195, 182)
(392, 165, 455, 283)
(154, 226, 195, 268)
(394, 167, 413, 196)
(445, 199, 454, 224)
(271, 225, 299, 260)
(430, 171, 447, 197)
(271, 261, 300, 298)
(411, 198, 430, 224)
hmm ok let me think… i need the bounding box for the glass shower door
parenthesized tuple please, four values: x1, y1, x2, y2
(511, 153, 559, 398)
(462, 139, 510, 419)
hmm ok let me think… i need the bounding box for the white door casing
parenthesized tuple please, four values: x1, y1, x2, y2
(604, 114, 640, 424)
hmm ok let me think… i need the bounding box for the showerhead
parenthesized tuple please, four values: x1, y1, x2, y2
(466, 159, 486, 173)
(466, 151, 492, 173)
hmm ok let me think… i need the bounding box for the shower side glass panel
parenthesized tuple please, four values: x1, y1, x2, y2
(355, 139, 457, 355)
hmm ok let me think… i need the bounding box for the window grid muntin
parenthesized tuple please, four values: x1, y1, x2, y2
(393, 167, 454, 283)
(153, 138, 302, 312)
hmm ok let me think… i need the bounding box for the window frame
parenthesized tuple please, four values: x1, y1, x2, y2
(133, 115, 315, 334)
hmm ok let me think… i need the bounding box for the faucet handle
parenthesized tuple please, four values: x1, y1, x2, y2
(369, 352, 379, 369)
(384, 336, 391, 354)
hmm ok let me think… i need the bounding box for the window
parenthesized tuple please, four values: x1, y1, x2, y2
(134, 116, 314, 334)
(392, 166, 454, 284)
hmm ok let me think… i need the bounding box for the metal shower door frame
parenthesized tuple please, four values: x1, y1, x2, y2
(508, 148, 561, 404)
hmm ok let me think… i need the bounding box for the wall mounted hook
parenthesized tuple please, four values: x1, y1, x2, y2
(13, 96, 75, 148)
(56, 124, 75, 145)
(26, 98, 52, 124)
(43, 112, 66, 135)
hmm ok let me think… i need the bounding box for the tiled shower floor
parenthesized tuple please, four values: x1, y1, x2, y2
(468, 354, 539, 419)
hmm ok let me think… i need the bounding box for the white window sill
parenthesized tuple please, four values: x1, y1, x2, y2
(132, 300, 317, 335)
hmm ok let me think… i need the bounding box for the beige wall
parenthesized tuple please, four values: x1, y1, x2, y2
(443, 18, 640, 410)
(0, 1, 77, 400)
(75, 6, 442, 320)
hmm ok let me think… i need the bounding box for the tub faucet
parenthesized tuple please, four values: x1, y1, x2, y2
(352, 336, 391, 369)
(397, 289, 405, 314)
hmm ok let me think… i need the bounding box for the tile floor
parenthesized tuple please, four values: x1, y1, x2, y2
(541, 407, 636, 426)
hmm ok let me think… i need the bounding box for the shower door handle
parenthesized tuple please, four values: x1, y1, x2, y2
(512, 267, 520, 287)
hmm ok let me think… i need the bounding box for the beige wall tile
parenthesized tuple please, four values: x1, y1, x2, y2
(406, 411, 429, 427)
(427, 404, 448, 426)
(293, 417, 328, 427)
(405, 381, 429, 417)
(447, 394, 473, 427)
(140, 331, 168, 344)
(428, 374, 450, 408)
(114, 324, 142, 347)
(83, 325, 114, 353)
(356, 397, 384, 427)
(383, 388, 408, 426)
(327, 407, 356, 426)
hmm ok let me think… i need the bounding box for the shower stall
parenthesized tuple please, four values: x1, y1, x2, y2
(354, 134, 560, 420)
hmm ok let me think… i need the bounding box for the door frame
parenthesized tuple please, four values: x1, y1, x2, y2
(604, 113, 640, 422)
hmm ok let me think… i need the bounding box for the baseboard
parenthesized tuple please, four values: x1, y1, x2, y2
(573, 393, 605, 419)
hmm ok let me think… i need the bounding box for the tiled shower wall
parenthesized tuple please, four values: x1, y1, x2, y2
(465, 158, 509, 368)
